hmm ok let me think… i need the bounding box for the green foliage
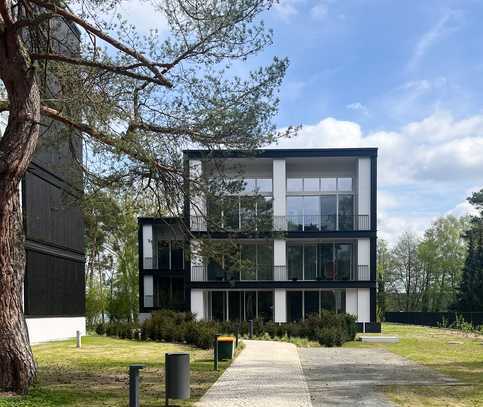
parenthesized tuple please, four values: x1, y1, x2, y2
(317, 327, 345, 347)
(384, 215, 469, 312)
(96, 310, 357, 349)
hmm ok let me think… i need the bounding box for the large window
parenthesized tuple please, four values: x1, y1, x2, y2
(287, 291, 303, 322)
(209, 290, 274, 321)
(207, 195, 273, 231)
(149, 276, 185, 310)
(286, 176, 354, 231)
(208, 242, 274, 281)
(153, 240, 184, 270)
(287, 289, 347, 320)
(287, 242, 354, 280)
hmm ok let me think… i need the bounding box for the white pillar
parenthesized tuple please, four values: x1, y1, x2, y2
(189, 159, 206, 231)
(357, 288, 370, 322)
(273, 159, 286, 230)
(358, 158, 371, 229)
(345, 288, 358, 319)
(273, 240, 287, 280)
(191, 289, 205, 320)
(357, 239, 370, 280)
(190, 240, 205, 281)
(143, 275, 153, 307)
(142, 224, 153, 269)
(274, 289, 287, 323)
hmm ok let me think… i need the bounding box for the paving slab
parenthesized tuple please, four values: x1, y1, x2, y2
(196, 340, 311, 407)
(299, 347, 458, 406)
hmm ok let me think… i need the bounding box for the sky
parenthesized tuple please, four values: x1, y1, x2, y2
(4, 0, 482, 245)
(111, 0, 483, 244)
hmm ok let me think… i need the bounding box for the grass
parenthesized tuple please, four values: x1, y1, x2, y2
(345, 323, 483, 406)
(0, 336, 233, 407)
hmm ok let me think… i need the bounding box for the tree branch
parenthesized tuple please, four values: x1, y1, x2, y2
(28, 0, 173, 88)
(31, 53, 169, 85)
(39, 105, 180, 175)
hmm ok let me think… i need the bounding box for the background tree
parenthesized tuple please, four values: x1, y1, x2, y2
(0, 0, 292, 393)
(454, 189, 483, 312)
(387, 232, 422, 311)
(376, 239, 391, 320)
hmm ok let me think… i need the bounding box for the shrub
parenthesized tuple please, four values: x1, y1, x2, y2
(95, 323, 106, 336)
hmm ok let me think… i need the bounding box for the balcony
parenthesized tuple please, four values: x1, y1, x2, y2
(190, 214, 370, 232)
(190, 264, 370, 282)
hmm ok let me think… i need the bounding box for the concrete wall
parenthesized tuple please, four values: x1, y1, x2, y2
(142, 224, 153, 269)
(26, 316, 86, 344)
(272, 159, 286, 230)
(357, 238, 370, 280)
(346, 288, 358, 318)
(357, 288, 370, 322)
(143, 275, 153, 307)
(189, 160, 206, 230)
(191, 289, 205, 320)
(274, 289, 287, 323)
(358, 158, 371, 224)
(273, 240, 287, 280)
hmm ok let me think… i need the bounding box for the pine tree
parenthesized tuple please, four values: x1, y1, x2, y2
(455, 230, 477, 311)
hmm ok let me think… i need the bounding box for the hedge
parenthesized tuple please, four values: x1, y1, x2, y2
(96, 309, 357, 348)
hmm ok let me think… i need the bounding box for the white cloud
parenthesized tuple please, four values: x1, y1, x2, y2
(346, 102, 369, 116)
(446, 200, 478, 218)
(407, 9, 461, 71)
(311, 1, 330, 20)
(102, 0, 169, 34)
(272, 112, 483, 244)
(274, 0, 304, 20)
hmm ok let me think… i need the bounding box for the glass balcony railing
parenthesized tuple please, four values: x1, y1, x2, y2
(190, 264, 371, 281)
(190, 214, 370, 232)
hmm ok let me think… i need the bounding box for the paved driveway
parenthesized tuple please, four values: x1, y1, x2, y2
(299, 347, 458, 406)
(196, 340, 311, 407)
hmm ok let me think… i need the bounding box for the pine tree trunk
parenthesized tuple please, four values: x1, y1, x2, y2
(0, 13, 41, 393)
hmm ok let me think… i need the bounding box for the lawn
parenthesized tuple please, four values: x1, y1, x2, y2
(0, 336, 232, 407)
(346, 323, 483, 406)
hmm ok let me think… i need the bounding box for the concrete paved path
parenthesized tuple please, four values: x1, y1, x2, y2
(299, 348, 458, 406)
(196, 340, 312, 407)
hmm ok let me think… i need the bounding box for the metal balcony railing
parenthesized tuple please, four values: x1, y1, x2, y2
(190, 265, 371, 282)
(190, 265, 281, 282)
(190, 214, 370, 232)
(143, 295, 154, 308)
(277, 214, 370, 232)
(357, 265, 370, 281)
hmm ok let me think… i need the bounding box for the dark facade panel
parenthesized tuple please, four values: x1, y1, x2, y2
(24, 250, 85, 317)
(24, 171, 84, 253)
(184, 148, 378, 159)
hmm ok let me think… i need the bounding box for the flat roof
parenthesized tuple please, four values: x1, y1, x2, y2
(183, 147, 377, 159)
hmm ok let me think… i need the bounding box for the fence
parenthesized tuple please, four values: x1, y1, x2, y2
(385, 311, 483, 327)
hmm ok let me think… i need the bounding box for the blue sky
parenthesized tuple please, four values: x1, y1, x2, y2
(109, 0, 483, 243)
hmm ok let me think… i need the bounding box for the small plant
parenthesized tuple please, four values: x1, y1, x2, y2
(437, 316, 449, 329)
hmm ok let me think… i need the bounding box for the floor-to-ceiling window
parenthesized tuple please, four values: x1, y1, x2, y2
(206, 178, 273, 231)
(287, 289, 347, 321)
(287, 291, 303, 322)
(287, 242, 354, 280)
(208, 290, 274, 321)
(286, 177, 354, 231)
(208, 242, 274, 281)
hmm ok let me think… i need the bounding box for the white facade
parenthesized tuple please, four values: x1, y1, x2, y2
(26, 317, 86, 344)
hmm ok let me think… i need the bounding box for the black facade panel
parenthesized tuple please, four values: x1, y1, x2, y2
(24, 171, 84, 253)
(24, 250, 85, 316)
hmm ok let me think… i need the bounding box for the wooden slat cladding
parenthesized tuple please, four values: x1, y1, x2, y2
(24, 250, 85, 316)
(24, 171, 84, 253)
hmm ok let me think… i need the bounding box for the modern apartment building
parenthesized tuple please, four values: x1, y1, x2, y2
(139, 148, 379, 332)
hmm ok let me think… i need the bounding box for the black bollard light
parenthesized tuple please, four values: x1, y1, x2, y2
(129, 364, 145, 407)
(213, 334, 220, 371)
(249, 319, 253, 339)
